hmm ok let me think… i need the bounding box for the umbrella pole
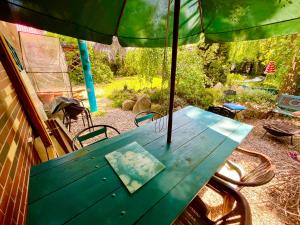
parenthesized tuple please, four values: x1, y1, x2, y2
(167, 0, 180, 144)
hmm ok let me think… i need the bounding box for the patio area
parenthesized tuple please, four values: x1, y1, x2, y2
(0, 1, 300, 225)
(68, 109, 300, 225)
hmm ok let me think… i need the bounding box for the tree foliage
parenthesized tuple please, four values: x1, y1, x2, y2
(50, 31, 299, 97)
(226, 34, 300, 93)
(198, 42, 229, 86)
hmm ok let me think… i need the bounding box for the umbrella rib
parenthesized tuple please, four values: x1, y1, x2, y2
(114, 0, 127, 36)
(206, 16, 300, 35)
(118, 32, 201, 40)
(197, 0, 205, 32)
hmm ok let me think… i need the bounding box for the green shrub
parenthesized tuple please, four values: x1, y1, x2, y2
(91, 63, 113, 83)
(143, 88, 168, 104)
(205, 88, 223, 104)
(68, 66, 84, 84)
(108, 88, 136, 108)
(225, 89, 276, 106)
(176, 88, 222, 109)
(89, 49, 114, 83)
(64, 44, 114, 85)
(225, 73, 245, 87)
(68, 62, 113, 85)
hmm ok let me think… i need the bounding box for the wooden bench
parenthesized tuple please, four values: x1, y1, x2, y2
(273, 94, 300, 117)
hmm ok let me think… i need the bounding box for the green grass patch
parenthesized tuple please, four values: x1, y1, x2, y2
(95, 76, 162, 99)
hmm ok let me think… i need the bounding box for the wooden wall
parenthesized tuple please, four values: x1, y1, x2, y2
(0, 21, 40, 225)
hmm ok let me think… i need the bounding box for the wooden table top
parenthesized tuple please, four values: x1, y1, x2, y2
(28, 106, 253, 225)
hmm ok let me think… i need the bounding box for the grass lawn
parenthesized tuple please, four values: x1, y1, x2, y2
(95, 76, 162, 99)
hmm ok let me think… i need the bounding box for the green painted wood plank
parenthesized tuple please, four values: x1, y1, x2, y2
(30, 106, 194, 177)
(27, 106, 253, 225)
(135, 113, 154, 123)
(31, 105, 224, 177)
(77, 127, 107, 142)
(135, 124, 253, 225)
(61, 124, 241, 225)
(28, 115, 213, 204)
(28, 165, 121, 225)
(28, 107, 224, 204)
(27, 118, 216, 225)
(28, 114, 195, 204)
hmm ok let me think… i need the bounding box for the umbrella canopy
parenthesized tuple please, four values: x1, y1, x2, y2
(1, 0, 300, 47)
(1, 0, 300, 143)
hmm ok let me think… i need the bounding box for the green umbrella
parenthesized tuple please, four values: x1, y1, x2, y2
(1, 0, 299, 46)
(1, 0, 299, 142)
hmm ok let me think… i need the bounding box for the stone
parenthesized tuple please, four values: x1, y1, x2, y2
(213, 82, 224, 89)
(122, 100, 135, 111)
(131, 94, 138, 102)
(133, 94, 151, 114)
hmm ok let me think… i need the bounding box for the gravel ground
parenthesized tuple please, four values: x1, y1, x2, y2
(70, 109, 300, 225)
(70, 108, 137, 138)
(238, 118, 300, 225)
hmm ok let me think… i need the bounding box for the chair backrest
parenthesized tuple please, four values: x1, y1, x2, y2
(208, 177, 252, 225)
(72, 125, 120, 150)
(134, 111, 163, 127)
(277, 94, 300, 112)
(207, 106, 235, 119)
(173, 176, 252, 225)
(63, 104, 86, 119)
(216, 147, 275, 188)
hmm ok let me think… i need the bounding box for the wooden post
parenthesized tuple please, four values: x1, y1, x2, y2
(167, 0, 180, 144)
(77, 40, 98, 112)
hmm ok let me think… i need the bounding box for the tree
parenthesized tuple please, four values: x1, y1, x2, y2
(198, 42, 229, 86)
(277, 34, 300, 94)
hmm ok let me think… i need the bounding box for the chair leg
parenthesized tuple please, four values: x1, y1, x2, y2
(262, 131, 268, 138)
(222, 194, 235, 215)
(66, 118, 71, 132)
(86, 111, 90, 128)
(83, 109, 91, 131)
(86, 109, 93, 129)
(81, 112, 86, 127)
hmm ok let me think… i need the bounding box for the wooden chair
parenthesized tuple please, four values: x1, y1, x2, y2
(72, 124, 120, 150)
(134, 111, 163, 127)
(215, 147, 275, 189)
(173, 176, 252, 225)
(207, 106, 235, 119)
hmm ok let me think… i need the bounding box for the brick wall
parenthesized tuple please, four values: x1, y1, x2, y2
(0, 22, 40, 225)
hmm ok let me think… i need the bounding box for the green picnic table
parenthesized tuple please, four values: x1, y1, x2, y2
(28, 106, 253, 225)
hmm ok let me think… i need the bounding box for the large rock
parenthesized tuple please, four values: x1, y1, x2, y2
(133, 94, 151, 114)
(122, 100, 135, 111)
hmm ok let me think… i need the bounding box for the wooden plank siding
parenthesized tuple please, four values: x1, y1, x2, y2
(0, 21, 40, 225)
